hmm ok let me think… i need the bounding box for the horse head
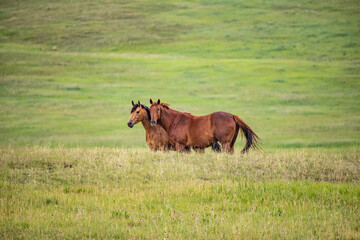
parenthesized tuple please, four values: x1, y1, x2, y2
(128, 100, 149, 128)
(149, 99, 161, 126)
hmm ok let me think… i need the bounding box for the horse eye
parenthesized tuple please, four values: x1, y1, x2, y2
(136, 111, 140, 114)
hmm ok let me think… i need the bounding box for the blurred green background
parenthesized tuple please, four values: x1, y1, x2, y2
(0, 0, 359, 149)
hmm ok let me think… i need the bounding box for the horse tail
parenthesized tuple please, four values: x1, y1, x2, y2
(233, 115, 261, 153)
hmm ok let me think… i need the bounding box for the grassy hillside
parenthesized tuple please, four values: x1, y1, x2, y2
(0, 0, 359, 149)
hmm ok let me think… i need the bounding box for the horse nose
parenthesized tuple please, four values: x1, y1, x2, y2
(150, 120, 156, 126)
(127, 122, 133, 128)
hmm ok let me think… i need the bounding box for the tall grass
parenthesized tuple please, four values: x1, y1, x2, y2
(1, 147, 359, 239)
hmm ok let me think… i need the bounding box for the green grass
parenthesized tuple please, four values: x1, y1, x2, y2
(1, 147, 359, 239)
(0, 49, 358, 148)
(0, 0, 359, 238)
(0, 0, 359, 149)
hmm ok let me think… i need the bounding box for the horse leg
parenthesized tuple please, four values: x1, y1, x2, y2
(193, 147, 205, 153)
(175, 143, 190, 153)
(215, 119, 237, 154)
(223, 125, 239, 154)
(148, 144, 156, 151)
(221, 142, 234, 154)
(211, 142, 221, 152)
(228, 145, 234, 154)
(230, 125, 240, 150)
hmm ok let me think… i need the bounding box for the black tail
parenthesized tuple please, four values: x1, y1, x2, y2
(233, 115, 261, 153)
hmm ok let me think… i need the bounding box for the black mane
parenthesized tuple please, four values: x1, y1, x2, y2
(131, 104, 151, 120)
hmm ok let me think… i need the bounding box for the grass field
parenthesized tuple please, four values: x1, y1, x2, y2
(0, 0, 359, 239)
(1, 147, 359, 239)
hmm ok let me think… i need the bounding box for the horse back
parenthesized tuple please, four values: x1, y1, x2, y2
(210, 112, 235, 124)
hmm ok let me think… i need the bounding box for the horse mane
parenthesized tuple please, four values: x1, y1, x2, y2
(131, 104, 151, 120)
(160, 103, 170, 109)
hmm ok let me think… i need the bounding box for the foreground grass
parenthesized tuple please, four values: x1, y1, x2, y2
(1, 147, 359, 239)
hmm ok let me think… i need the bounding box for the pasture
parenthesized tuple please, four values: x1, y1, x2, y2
(0, 0, 359, 239)
(1, 147, 359, 239)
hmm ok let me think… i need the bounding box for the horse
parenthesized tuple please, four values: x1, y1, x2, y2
(128, 100, 221, 152)
(128, 100, 173, 151)
(149, 99, 260, 153)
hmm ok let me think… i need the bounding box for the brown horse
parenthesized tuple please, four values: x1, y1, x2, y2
(128, 100, 173, 151)
(149, 99, 260, 153)
(128, 100, 221, 152)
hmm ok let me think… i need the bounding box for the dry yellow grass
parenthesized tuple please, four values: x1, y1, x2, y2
(1, 147, 359, 239)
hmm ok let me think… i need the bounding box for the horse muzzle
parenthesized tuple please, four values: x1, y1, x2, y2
(150, 120, 157, 127)
(127, 121, 134, 128)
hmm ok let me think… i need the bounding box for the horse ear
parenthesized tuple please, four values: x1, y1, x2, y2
(138, 101, 141, 108)
(150, 99, 153, 104)
(157, 99, 160, 104)
(132, 100, 135, 106)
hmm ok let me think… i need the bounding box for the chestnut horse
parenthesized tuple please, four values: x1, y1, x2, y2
(128, 100, 173, 151)
(149, 99, 260, 153)
(128, 100, 221, 152)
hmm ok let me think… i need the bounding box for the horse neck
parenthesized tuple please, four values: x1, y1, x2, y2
(159, 107, 177, 133)
(140, 114, 153, 134)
